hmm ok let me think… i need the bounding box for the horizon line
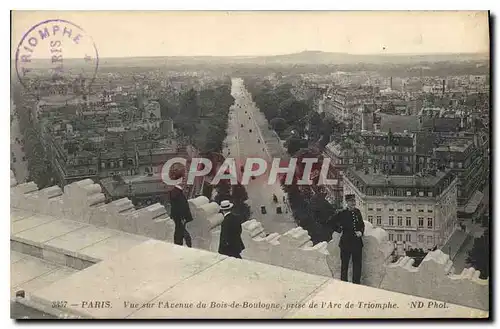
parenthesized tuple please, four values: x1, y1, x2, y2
(11, 50, 489, 61)
(98, 50, 489, 59)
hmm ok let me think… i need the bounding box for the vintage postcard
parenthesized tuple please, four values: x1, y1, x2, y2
(10, 11, 490, 319)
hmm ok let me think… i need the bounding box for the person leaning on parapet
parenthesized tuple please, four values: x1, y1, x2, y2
(169, 183, 193, 247)
(218, 200, 245, 259)
(332, 194, 365, 284)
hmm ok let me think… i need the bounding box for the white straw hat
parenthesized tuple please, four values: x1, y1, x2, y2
(220, 200, 234, 210)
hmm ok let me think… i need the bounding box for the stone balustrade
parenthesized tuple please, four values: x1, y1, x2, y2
(11, 179, 174, 242)
(10, 178, 489, 311)
(241, 222, 330, 277)
(187, 196, 224, 251)
(326, 221, 396, 286)
(10, 170, 17, 187)
(379, 250, 489, 310)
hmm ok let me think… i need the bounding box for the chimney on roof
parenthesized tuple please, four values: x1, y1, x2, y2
(442, 79, 446, 95)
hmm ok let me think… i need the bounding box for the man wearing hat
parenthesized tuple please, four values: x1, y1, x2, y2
(333, 194, 365, 284)
(169, 183, 193, 247)
(218, 200, 245, 258)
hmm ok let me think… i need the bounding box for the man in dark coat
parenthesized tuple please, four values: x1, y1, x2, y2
(218, 200, 245, 258)
(333, 194, 365, 284)
(169, 184, 193, 247)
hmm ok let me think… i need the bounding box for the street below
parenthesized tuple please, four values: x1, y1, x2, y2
(224, 78, 297, 234)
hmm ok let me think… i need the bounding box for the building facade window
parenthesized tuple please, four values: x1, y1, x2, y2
(406, 217, 412, 226)
(376, 216, 382, 226)
(419, 191, 424, 196)
(389, 216, 394, 226)
(418, 217, 424, 228)
(418, 235, 424, 243)
(406, 191, 412, 196)
(397, 216, 403, 226)
(368, 204, 374, 211)
(368, 216, 373, 224)
(427, 236, 434, 245)
(389, 233, 394, 241)
(376, 205, 382, 211)
(428, 192, 433, 197)
(397, 234, 402, 241)
(406, 234, 411, 242)
(427, 218, 433, 229)
(406, 204, 412, 212)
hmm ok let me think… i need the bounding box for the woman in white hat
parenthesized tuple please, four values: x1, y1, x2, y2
(218, 200, 245, 259)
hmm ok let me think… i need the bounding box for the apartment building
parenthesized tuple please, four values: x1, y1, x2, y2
(342, 167, 458, 251)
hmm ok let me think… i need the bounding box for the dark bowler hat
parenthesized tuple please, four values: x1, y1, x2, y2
(345, 194, 356, 201)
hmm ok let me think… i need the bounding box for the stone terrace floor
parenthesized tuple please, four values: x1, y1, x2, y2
(14, 239, 486, 319)
(11, 208, 488, 319)
(11, 251, 77, 299)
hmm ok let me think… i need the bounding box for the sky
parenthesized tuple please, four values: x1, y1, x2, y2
(11, 11, 489, 58)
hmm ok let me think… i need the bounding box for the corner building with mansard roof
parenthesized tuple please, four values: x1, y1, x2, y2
(342, 167, 458, 252)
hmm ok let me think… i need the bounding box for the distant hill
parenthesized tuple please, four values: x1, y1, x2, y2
(98, 50, 489, 66)
(251, 50, 489, 65)
(12, 50, 489, 69)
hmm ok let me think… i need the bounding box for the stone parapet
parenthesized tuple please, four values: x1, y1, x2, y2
(187, 196, 224, 252)
(10, 178, 489, 311)
(380, 250, 489, 311)
(242, 223, 330, 277)
(10, 170, 17, 187)
(326, 221, 395, 286)
(18, 240, 487, 319)
(11, 180, 175, 242)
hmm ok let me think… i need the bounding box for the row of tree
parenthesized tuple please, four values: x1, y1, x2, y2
(158, 79, 235, 154)
(243, 77, 346, 154)
(211, 181, 251, 224)
(159, 78, 251, 223)
(243, 78, 310, 139)
(242, 78, 346, 243)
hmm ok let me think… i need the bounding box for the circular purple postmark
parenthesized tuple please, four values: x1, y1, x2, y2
(15, 19, 99, 103)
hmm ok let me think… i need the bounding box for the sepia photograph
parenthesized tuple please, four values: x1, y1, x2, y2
(9, 10, 490, 319)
